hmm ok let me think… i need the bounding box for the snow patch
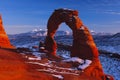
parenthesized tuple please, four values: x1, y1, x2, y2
(40, 47, 45, 49)
(63, 57, 92, 70)
(52, 74, 64, 79)
(57, 8, 74, 11)
(63, 57, 84, 64)
(28, 61, 81, 75)
(32, 28, 43, 32)
(79, 26, 85, 30)
(28, 57, 41, 60)
(78, 60, 92, 70)
(27, 62, 51, 67)
(28, 61, 76, 71)
(37, 69, 79, 75)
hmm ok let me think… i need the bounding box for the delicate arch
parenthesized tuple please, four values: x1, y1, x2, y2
(44, 8, 99, 60)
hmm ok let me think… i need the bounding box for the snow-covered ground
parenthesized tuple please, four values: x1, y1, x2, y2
(27, 50, 120, 80)
(58, 51, 120, 80)
(100, 55, 120, 80)
(9, 30, 120, 54)
(9, 31, 120, 80)
(98, 45, 120, 54)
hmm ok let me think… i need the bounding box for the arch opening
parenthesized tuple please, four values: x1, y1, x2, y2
(42, 8, 99, 60)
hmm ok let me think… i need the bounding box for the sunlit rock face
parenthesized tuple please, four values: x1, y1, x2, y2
(44, 8, 80, 56)
(43, 9, 114, 80)
(0, 15, 15, 49)
(44, 8, 99, 60)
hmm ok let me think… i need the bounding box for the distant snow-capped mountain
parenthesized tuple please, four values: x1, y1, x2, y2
(9, 29, 72, 38)
(30, 29, 72, 37)
(9, 28, 114, 38)
(8, 29, 72, 46)
(8, 29, 120, 54)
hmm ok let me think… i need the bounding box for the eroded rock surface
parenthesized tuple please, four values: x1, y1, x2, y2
(0, 15, 15, 49)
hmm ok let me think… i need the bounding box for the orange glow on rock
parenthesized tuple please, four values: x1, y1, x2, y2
(0, 15, 15, 49)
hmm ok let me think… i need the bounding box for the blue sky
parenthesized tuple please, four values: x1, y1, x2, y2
(0, 0, 120, 34)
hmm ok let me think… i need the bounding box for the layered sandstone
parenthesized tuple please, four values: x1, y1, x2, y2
(0, 15, 15, 49)
(44, 8, 99, 60)
(42, 8, 114, 80)
(0, 49, 114, 80)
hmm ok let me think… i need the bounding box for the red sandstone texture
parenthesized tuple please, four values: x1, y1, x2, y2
(0, 49, 56, 80)
(0, 15, 15, 49)
(44, 9, 98, 60)
(0, 49, 112, 80)
(0, 9, 114, 80)
(42, 8, 114, 80)
(44, 9, 79, 56)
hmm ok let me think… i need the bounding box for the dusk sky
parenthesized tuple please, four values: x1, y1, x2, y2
(0, 0, 120, 34)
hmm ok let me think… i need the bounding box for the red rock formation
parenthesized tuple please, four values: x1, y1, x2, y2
(0, 48, 114, 80)
(43, 9, 114, 79)
(0, 10, 114, 80)
(0, 15, 15, 49)
(65, 15, 99, 60)
(44, 8, 98, 60)
(0, 49, 56, 80)
(44, 9, 78, 57)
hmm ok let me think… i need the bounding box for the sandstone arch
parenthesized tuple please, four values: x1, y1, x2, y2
(44, 9, 99, 60)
